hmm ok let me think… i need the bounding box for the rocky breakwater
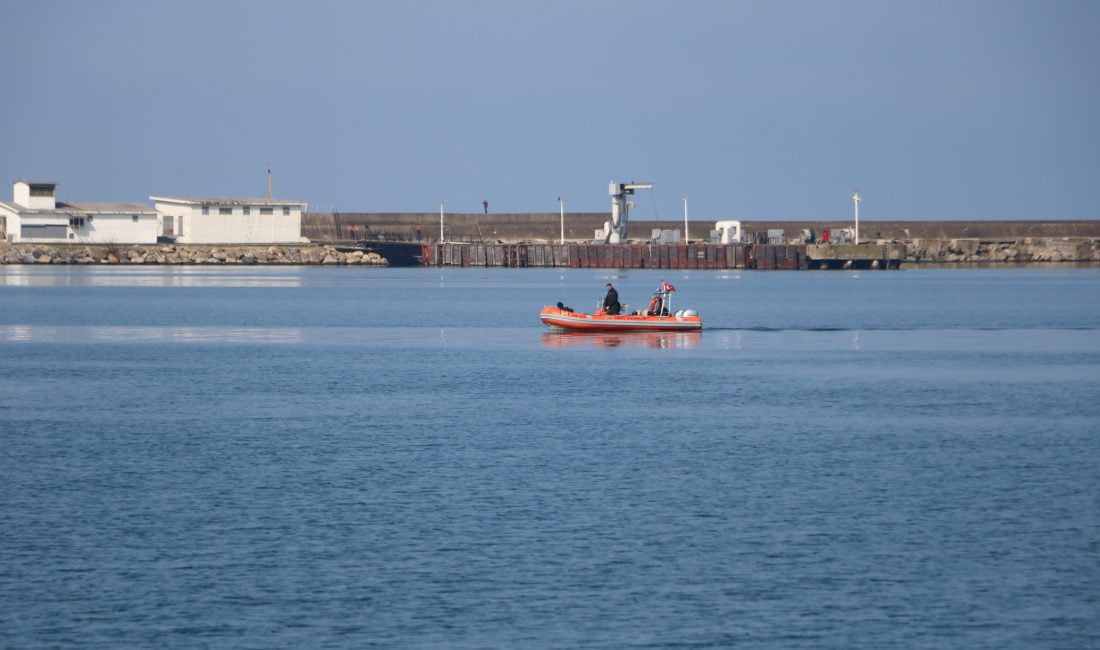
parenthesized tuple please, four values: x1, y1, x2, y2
(0, 243, 387, 266)
(904, 238, 1100, 264)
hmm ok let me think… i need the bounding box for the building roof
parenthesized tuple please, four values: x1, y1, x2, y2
(59, 201, 157, 213)
(0, 200, 156, 214)
(149, 195, 307, 206)
(13, 179, 58, 186)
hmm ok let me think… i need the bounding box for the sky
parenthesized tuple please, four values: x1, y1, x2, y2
(1, 0, 1097, 220)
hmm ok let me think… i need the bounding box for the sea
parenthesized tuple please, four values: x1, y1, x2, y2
(1, 265, 1098, 649)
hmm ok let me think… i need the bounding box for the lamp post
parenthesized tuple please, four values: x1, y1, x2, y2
(683, 197, 689, 243)
(852, 190, 860, 244)
(439, 200, 446, 243)
(558, 197, 565, 245)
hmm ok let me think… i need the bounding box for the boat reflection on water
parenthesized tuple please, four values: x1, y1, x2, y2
(541, 329, 702, 349)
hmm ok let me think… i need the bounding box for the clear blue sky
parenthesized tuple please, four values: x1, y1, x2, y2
(2, 0, 1097, 220)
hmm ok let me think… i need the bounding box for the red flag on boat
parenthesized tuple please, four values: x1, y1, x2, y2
(662, 281, 676, 292)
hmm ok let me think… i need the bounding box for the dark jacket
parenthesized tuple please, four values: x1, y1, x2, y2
(603, 287, 621, 314)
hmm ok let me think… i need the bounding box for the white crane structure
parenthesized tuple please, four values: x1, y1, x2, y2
(596, 181, 653, 244)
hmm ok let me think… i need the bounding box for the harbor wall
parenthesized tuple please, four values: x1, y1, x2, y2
(903, 238, 1100, 264)
(2, 238, 1098, 267)
(302, 212, 1100, 243)
(420, 243, 904, 270)
(0, 243, 386, 266)
(415, 239, 1100, 267)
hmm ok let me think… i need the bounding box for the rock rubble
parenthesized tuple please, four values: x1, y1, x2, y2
(0, 243, 387, 266)
(901, 238, 1100, 264)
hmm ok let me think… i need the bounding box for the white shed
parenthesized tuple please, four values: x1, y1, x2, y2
(150, 196, 306, 244)
(0, 180, 158, 244)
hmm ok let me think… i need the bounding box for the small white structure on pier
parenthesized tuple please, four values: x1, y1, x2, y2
(713, 220, 745, 244)
(150, 196, 307, 244)
(0, 180, 157, 244)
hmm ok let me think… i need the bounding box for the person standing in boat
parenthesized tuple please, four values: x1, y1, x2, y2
(602, 283, 621, 315)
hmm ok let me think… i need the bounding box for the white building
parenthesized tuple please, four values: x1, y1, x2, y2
(0, 180, 158, 244)
(150, 196, 307, 244)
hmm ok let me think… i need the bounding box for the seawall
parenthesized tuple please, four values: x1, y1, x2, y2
(420, 242, 894, 270)
(302, 212, 1100, 243)
(3, 238, 1097, 266)
(0, 243, 387, 266)
(902, 238, 1100, 264)
(3, 225, 1097, 267)
(418, 239, 1100, 268)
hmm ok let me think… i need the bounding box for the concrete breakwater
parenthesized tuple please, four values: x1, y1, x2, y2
(904, 238, 1100, 263)
(2, 239, 1096, 267)
(0, 243, 387, 266)
(303, 212, 1100, 243)
(423, 242, 823, 269)
(304, 212, 1100, 265)
(419, 239, 1099, 268)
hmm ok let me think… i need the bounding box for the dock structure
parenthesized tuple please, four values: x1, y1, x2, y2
(421, 242, 770, 269)
(410, 242, 904, 269)
(805, 243, 907, 269)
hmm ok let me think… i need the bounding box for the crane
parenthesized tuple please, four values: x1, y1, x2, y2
(596, 181, 653, 244)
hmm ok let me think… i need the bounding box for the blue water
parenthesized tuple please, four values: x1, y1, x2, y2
(1, 265, 1098, 648)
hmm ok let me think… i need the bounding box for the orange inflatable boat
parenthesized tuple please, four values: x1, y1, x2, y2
(538, 306, 703, 331)
(540, 281, 702, 331)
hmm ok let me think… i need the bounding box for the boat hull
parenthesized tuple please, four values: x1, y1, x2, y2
(539, 306, 702, 331)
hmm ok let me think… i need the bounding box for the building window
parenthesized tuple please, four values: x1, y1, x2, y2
(69, 216, 85, 228)
(260, 207, 273, 215)
(132, 215, 139, 222)
(202, 206, 209, 215)
(243, 206, 251, 215)
(282, 206, 290, 215)
(219, 207, 232, 215)
(21, 224, 66, 238)
(29, 185, 54, 196)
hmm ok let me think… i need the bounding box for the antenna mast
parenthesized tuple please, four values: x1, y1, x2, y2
(267, 165, 272, 199)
